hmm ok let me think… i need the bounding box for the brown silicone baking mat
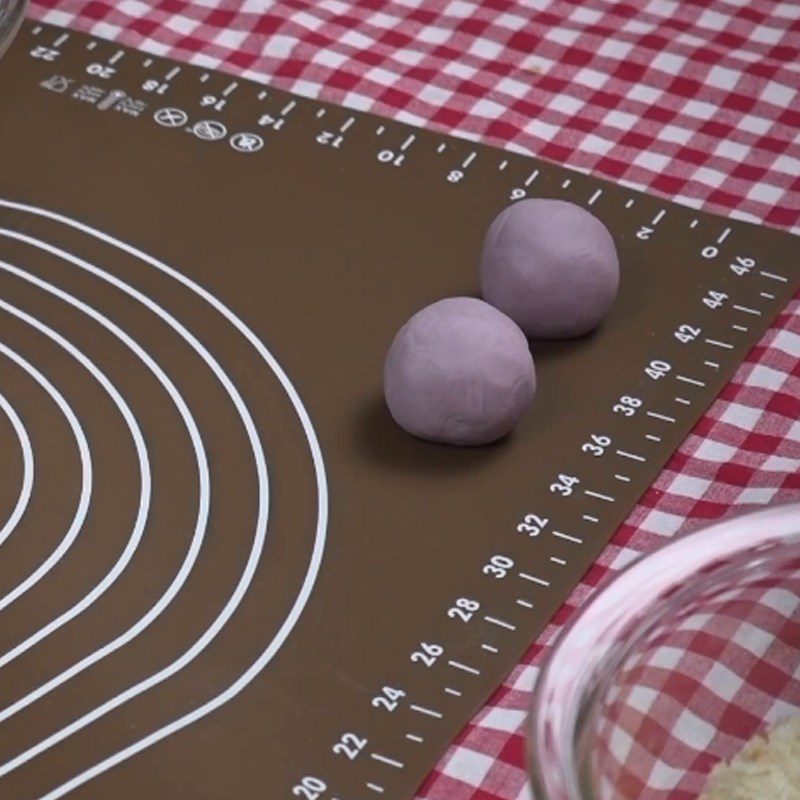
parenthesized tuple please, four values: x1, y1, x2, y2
(0, 21, 798, 800)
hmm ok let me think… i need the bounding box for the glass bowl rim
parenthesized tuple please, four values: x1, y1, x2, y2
(0, 0, 27, 58)
(528, 501, 800, 800)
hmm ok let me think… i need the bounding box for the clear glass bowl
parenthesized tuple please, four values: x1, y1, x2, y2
(0, 0, 27, 58)
(529, 503, 800, 800)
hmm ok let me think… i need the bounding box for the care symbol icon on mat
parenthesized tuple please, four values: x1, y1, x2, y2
(192, 119, 228, 141)
(40, 74, 72, 93)
(230, 132, 264, 153)
(154, 107, 189, 128)
(98, 89, 126, 111)
(114, 97, 148, 117)
(72, 84, 106, 104)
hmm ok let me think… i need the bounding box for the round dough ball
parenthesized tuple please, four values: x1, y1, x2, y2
(480, 198, 620, 339)
(383, 297, 536, 446)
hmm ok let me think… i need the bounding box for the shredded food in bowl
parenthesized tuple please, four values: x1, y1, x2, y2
(699, 716, 800, 800)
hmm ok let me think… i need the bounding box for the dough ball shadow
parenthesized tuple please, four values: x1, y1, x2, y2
(353, 396, 510, 473)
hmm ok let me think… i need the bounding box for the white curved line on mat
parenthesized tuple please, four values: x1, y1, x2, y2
(0, 201, 327, 800)
(0, 390, 34, 549)
(0, 344, 92, 615)
(0, 290, 149, 652)
(0, 227, 268, 772)
(0, 254, 206, 703)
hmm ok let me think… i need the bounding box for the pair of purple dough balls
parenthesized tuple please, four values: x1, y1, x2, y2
(384, 198, 620, 446)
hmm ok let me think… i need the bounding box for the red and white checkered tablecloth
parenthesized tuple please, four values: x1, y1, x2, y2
(23, 2, 800, 798)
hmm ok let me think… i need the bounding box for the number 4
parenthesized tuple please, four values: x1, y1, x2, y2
(371, 686, 405, 712)
(702, 290, 728, 310)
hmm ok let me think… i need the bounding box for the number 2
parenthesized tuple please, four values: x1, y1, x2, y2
(517, 513, 548, 536)
(675, 323, 701, 344)
(447, 597, 480, 622)
(31, 46, 59, 61)
(333, 732, 367, 760)
(371, 686, 405, 712)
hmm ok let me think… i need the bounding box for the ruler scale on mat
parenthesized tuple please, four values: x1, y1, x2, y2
(0, 22, 796, 800)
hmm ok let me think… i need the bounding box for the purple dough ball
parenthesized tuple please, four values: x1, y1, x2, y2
(480, 198, 620, 339)
(383, 297, 536, 446)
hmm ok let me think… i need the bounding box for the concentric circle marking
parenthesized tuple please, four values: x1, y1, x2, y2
(0, 391, 34, 550)
(0, 200, 328, 798)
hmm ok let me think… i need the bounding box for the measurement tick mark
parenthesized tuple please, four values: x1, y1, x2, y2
(436, 143, 447, 153)
(561, 178, 572, 189)
(588, 188, 603, 205)
(646, 411, 676, 423)
(32, 25, 42, 35)
(617, 449, 646, 461)
(583, 514, 599, 523)
(614, 473, 631, 482)
(340, 116, 356, 133)
(676, 375, 705, 387)
(760, 291, 776, 300)
(675, 397, 691, 405)
(165, 66, 180, 81)
(690, 218, 699, 228)
(525, 169, 539, 186)
(704, 360, 720, 369)
(585, 489, 614, 502)
(108, 49, 124, 65)
(462, 152, 477, 168)
(199, 73, 210, 83)
(401, 135, 417, 151)
(53, 33, 69, 47)
(367, 783, 385, 794)
(448, 660, 480, 675)
(519, 572, 550, 586)
(550, 556, 567, 566)
(716, 226, 731, 244)
(645, 434, 661, 442)
(516, 599, 534, 608)
(143, 58, 153, 67)
(281, 100, 297, 115)
(481, 643, 499, 653)
(316, 108, 326, 118)
(732, 323, 749, 332)
(445, 686, 463, 695)
(733, 304, 761, 316)
(222, 81, 238, 96)
(371, 753, 404, 769)
(552, 530, 583, 544)
(257, 90, 267, 100)
(406, 734, 423, 743)
(86, 41, 97, 50)
(410, 704, 443, 718)
(376, 125, 386, 135)
(625, 198, 635, 209)
(652, 209, 666, 225)
(484, 615, 516, 631)
(499, 159, 509, 170)
(706, 338, 734, 349)
(760, 270, 787, 283)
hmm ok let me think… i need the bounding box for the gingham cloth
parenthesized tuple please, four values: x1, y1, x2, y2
(22, 1, 800, 798)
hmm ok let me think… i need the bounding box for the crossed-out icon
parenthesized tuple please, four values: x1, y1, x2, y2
(192, 120, 228, 141)
(154, 107, 188, 128)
